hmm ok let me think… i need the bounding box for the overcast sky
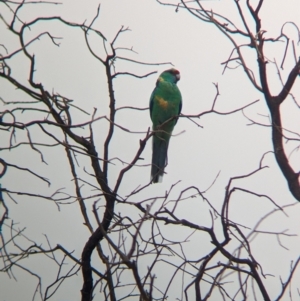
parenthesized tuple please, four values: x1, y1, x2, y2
(1, 0, 300, 300)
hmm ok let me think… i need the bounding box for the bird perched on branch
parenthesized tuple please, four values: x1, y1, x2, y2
(149, 68, 182, 183)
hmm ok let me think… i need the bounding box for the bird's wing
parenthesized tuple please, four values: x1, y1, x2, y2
(149, 92, 154, 120)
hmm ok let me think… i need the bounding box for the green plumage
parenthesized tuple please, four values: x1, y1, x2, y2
(149, 68, 182, 183)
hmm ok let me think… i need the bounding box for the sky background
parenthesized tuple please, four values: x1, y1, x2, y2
(1, 0, 300, 300)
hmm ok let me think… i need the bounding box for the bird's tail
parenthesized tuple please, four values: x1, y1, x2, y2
(151, 136, 169, 183)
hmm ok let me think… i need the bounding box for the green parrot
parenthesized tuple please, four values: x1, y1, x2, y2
(149, 68, 182, 183)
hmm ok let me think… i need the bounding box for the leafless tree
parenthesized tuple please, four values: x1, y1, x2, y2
(0, 1, 299, 301)
(157, 0, 300, 201)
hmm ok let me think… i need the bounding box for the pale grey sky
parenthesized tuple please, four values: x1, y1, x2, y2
(1, 0, 300, 300)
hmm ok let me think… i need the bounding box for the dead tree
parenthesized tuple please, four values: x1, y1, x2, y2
(0, 1, 299, 301)
(157, 0, 300, 202)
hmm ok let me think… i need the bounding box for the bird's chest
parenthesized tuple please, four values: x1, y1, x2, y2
(155, 96, 175, 111)
(152, 96, 178, 128)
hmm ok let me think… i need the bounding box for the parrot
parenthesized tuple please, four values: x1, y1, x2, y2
(149, 68, 182, 183)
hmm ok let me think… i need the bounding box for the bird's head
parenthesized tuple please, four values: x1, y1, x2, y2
(159, 68, 180, 84)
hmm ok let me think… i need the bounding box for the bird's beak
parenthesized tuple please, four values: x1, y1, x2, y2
(176, 73, 180, 81)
